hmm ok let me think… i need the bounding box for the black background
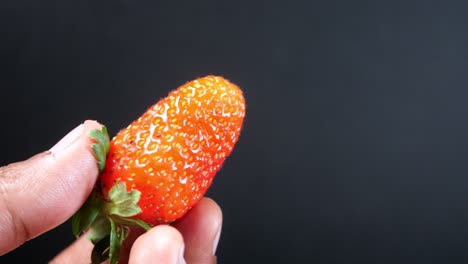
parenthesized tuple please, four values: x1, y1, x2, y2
(2, 1, 468, 263)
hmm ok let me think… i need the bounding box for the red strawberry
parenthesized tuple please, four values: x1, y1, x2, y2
(72, 76, 245, 264)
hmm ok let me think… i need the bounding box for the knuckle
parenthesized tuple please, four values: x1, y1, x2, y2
(0, 153, 52, 254)
(0, 189, 29, 254)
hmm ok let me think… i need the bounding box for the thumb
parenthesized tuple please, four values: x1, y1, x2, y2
(0, 120, 102, 255)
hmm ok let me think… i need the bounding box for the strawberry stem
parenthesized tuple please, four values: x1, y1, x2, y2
(88, 183, 150, 264)
(71, 126, 151, 264)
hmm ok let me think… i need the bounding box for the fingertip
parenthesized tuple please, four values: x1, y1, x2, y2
(178, 197, 223, 240)
(49, 120, 103, 156)
(198, 197, 223, 228)
(173, 197, 223, 262)
(198, 197, 223, 255)
(51, 120, 104, 201)
(129, 225, 186, 264)
(83, 120, 104, 133)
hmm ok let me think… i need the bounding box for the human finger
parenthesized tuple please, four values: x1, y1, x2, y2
(0, 120, 102, 255)
(172, 197, 221, 264)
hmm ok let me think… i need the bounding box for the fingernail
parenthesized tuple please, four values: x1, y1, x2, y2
(177, 244, 186, 264)
(50, 124, 84, 154)
(212, 224, 222, 255)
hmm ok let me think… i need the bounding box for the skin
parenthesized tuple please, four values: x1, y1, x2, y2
(0, 120, 221, 263)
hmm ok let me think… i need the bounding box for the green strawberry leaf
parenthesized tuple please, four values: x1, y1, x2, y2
(72, 125, 110, 237)
(87, 183, 151, 264)
(109, 218, 129, 264)
(112, 217, 152, 231)
(89, 126, 110, 172)
(104, 183, 143, 217)
(88, 216, 111, 244)
(88, 217, 147, 264)
(71, 189, 104, 238)
(109, 219, 119, 264)
(71, 125, 153, 264)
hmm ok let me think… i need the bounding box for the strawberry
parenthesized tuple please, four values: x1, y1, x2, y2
(72, 76, 245, 264)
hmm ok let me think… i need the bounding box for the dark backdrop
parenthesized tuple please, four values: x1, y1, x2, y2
(2, 1, 468, 263)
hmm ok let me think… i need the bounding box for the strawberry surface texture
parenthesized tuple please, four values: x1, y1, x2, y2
(71, 75, 245, 264)
(101, 75, 246, 225)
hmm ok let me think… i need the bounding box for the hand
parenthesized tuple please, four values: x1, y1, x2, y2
(0, 120, 222, 263)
